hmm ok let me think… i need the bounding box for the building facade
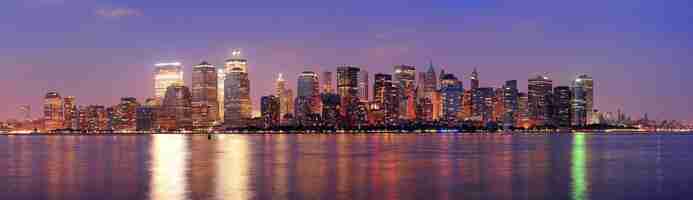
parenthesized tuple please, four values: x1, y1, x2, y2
(43, 91, 64, 131)
(154, 62, 184, 100)
(192, 61, 219, 128)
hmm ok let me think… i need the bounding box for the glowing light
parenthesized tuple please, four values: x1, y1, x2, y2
(571, 134, 589, 200)
(155, 62, 181, 67)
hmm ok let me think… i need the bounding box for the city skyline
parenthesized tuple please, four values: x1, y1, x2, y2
(1, 0, 692, 121)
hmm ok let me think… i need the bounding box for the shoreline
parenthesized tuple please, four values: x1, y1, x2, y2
(1, 131, 691, 136)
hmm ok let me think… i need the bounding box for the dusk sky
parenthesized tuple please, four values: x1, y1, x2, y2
(1, 0, 691, 121)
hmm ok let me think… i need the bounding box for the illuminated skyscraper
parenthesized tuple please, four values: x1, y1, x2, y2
(554, 86, 572, 128)
(224, 50, 252, 128)
(358, 70, 369, 102)
(517, 92, 531, 128)
(470, 68, 483, 120)
(373, 73, 399, 123)
(153, 62, 184, 100)
(113, 97, 139, 131)
(192, 61, 219, 128)
(470, 68, 479, 90)
(394, 65, 416, 120)
(528, 74, 554, 126)
(571, 75, 590, 126)
(476, 87, 495, 122)
(276, 73, 294, 120)
(161, 85, 193, 131)
(217, 68, 225, 120)
(321, 93, 341, 128)
(81, 105, 107, 131)
(321, 71, 334, 94)
(63, 96, 77, 129)
(295, 71, 321, 124)
(337, 65, 361, 125)
(502, 80, 519, 128)
(260, 95, 280, 128)
(440, 73, 463, 122)
(575, 74, 594, 124)
(136, 98, 159, 131)
(43, 91, 64, 131)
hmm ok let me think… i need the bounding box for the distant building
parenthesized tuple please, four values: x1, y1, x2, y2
(275, 73, 294, 121)
(394, 65, 416, 120)
(63, 96, 78, 129)
(136, 98, 159, 131)
(358, 70, 369, 102)
(260, 95, 280, 128)
(191, 61, 218, 128)
(337, 66, 361, 125)
(373, 73, 399, 124)
(476, 87, 495, 122)
(113, 97, 139, 131)
(161, 85, 193, 131)
(217, 68, 225, 120)
(528, 74, 553, 126)
(571, 75, 590, 126)
(554, 86, 572, 128)
(321, 71, 334, 94)
(81, 105, 107, 131)
(224, 51, 252, 128)
(43, 91, 64, 131)
(154, 62, 183, 101)
(439, 73, 463, 122)
(295, 71, 321, 125)
(321, 93, 341, 128)
(575, 74, 594, 124)
(517, 93, 531, 128)
(502, 80, 519, 128)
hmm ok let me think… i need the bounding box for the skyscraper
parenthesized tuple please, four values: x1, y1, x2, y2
(440, 73, 463, 122)
(470, 68, 482, 120)
(358, 70, 369, 102)
(476, 87, 495, 123)
(373, 73, 399, 123)
(82, 105, 107, 131)
(224, 51, 252, 128)
(217, 68, 225, 120)
(295, 71, 321, 124)
(576, 74, 594, 124)
(321, 71, 334, 94)
(43, 91, 64, 131)
(321, 93, 341, 128)
(63, 96, 77, 129)
(161, 85, 193, 131)
(276, 73, 294, 120)
(260, 95, 280, 128)
(424, 62, 440, 120)
(517, 92, 530, 128)
(571, 75, 590, 126)
(154, 62, 184, 100)
(192, 61, 219, 128)
(528, 74, 554, 127)
(113, 97, 139, 131)
(337, 66, 361, 125)
(394, 65, 416, 120)
(136, 98, 158, 131)
(554, 86, 572, 128)
(502, 80, 519, 128)
(470, 68, 479, 90)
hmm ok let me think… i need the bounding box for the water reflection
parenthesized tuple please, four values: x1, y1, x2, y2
(571, 134, 589, 200)
(2, 134, 693, 200)
(149, 135, 189, 200)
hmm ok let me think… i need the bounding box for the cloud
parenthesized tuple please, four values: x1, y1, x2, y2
(95, 7, 142, 19)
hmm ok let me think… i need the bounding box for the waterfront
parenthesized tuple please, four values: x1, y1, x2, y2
(1, 133, 691, 200)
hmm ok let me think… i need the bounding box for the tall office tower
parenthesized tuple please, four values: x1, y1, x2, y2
(295, 71, 321, 124)
(260, 95, 280, 128)
(373, 73, 391, 109)
(44, 91, 64, 131)
(394, 65, 416, 120)
(571, 76, 589, 126)
(275, 73, 294, 120)
(224, 51, 252, 128)
(113, 97, 139, 131)
(461, 90, 473, 119)
(161, 85, 193, 131)
(321, 93, 341, 128)
(554, 86, 572, 128)
(336, 65, 362, 126)
(154, 62, 184, 100)
(470, 68, 479, 90)
(502, 80, 519, 128)
(191, 61, 219, 129)
(439, 73, 464, 122)
(373, 73, 399, 123)
(321, 71, 334, 94)
(517, 93, 530, 128)
(358, 70, 370, 102)
(217, 68, 226, 120)
(63, 96, 77, 129)
(136, 98, 159, 131)
(424, 62, 440, 120)
(492, 89, 505, 123)
(575, 74, 594, 124)
(528, 74, 554, 127)
(476, 87, 495, 122)
(82, 105, 107, 131)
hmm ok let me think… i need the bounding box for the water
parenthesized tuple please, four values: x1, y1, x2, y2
(1, 133, 691, 200)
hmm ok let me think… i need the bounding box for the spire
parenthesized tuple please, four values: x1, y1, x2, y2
(277, 73, 284, 82)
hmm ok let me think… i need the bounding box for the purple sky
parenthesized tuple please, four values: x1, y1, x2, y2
(1, 0, 692, 121)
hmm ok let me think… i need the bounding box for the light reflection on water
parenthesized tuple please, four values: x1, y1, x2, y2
(1, 134, 693, 200)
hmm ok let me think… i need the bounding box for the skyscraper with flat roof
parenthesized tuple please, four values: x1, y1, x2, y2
(394, 65, 416, 120)
(224, 51, 252, 128)
(44, 91, 64, 131)
(554, 86, 572, 128)
(192, 61, 218, 128)
(154, 62, 183, 100)
(528, 74, 553, 127)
